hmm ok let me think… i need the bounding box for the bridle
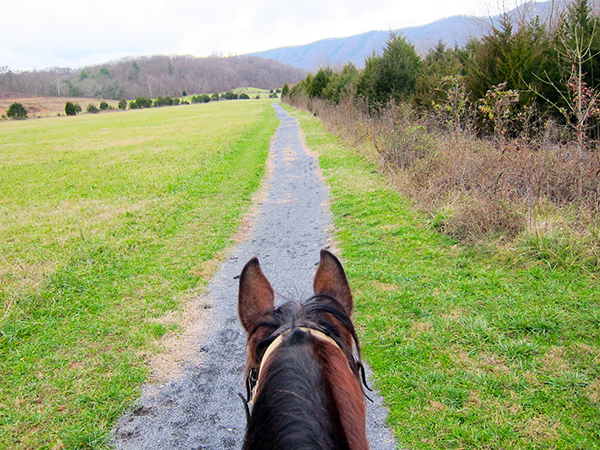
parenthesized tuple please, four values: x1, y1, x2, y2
(239, 298, 372, 421)
(248, 326, 347, 407)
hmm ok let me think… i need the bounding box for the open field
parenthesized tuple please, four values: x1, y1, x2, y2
(0, 100, 279, 449)
(286, 105, 600, 449)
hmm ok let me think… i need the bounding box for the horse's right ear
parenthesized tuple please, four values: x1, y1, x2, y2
(238, 257, 275, 332)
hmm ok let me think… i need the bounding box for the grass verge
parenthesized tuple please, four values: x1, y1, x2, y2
(0, 100, 279, 449)
(285, 105, 600, 450)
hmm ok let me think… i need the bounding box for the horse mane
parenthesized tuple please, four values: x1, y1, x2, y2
(242, 294, 369, 450)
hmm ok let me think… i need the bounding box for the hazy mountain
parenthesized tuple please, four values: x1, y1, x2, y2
(247, 1, 556, 70)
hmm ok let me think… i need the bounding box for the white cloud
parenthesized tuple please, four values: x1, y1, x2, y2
(0, 0, 526, 70)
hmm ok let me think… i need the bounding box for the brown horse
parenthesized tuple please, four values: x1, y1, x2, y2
(238, 249, 369, 450)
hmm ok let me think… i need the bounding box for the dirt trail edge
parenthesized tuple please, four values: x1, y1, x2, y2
(112, 104, 397, 450)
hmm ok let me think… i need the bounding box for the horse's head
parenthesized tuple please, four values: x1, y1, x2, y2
(238, 249, 358, 374)
(238, 249, 369, 450)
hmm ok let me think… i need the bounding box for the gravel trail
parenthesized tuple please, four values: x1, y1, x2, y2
(112, 104, 397, 450)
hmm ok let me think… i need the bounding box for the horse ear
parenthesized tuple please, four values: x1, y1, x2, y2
(313, 249, 353, 314)
(238, 257, 275, 332)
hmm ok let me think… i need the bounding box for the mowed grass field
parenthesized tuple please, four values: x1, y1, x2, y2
(0, 100, 279, 449)
(285, 106, 600, 449)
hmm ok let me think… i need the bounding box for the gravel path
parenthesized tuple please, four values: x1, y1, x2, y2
(112, 104, 397, 449)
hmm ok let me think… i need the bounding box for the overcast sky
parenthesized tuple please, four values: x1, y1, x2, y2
(1, 0, 527, 71)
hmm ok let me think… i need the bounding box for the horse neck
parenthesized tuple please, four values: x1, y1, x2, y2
(243, 336, 368, 450)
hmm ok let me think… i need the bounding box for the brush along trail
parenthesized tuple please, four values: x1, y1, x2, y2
(112, 104, 396, 450)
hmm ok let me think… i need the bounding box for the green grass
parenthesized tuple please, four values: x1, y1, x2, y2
(285, 105, 600, 449)
(0, 101, 279, 449)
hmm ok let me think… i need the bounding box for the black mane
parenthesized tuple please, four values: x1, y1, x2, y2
(242, 295, 368, 450)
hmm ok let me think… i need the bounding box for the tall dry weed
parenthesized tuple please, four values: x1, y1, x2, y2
(285, 96, 600, 268)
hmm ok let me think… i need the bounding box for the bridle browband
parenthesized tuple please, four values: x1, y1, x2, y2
(250, 326, 347, 407)
(239, 296, 372, 422)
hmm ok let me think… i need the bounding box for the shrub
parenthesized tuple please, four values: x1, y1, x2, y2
(118, 99, 127, 110)
(65, 101, 77, 116)
(99, 101, 109, 111)
(130, 97, 152, 109)
(223, 91, 238, 100)
(86, 104, 99, 114)
(211, 93, 220, 101)
(6, 102, 27, 120)
(191, 94, 210, 104)
(239, 93, 250, 99)
(281, 84, 290, 98)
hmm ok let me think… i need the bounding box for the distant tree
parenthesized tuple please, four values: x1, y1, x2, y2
(6, 102, 27, 119)
(172, 98, 180, 105)
(182, 90, 187, 96)
(239, 93, 250, 99)
(65, 101, 77, 116)
(133, 97, 152, 108)
(211, 92, 220, 101)
(357, 33, 421, 107)
(281, 84, 290, 97)
(224, 91, 238, 100)
(118, 99, 128, 110)
(307, 68, 333, 98)
(99, 67, 112, 78)
(99, 101, 109, 110)
(78, 70, 89, 81)
(87, 103, 99, 113)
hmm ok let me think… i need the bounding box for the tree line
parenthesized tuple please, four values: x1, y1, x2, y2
(283, 0, 600, 253)
(0, 55, 305, 100)
(286, 0, 600, 142)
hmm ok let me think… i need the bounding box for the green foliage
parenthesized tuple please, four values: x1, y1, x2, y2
(86, 103, 99, 114)
(191, 94, 210, 103)
(211, 92, 220, 101)
(281, 83, 290, 97)
(118, 99, 128, 110)
(465, 16, 557, 108)
(323, 63, 359, 104)
(99, 101, 109, 111)
(239, 93, 250, 99)
(153, 96, 174, 107)
(64, 101, 78, 116)
(78, 70, 89, 81)
(307, 68, 333, 98)
(99, 67, 112, 78)
(6, 102, 27, 120)
(182, 90, 187, 96)
(413, 42, 464, 109)
(223, 91, 239, 100)
(129, 97, 152, 109)
(357, 33, 421, 107)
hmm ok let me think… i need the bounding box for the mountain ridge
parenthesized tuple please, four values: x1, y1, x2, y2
(247, 2, 554, 70)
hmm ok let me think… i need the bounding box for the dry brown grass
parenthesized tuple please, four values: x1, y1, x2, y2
(287, 96, 600, 268)
(0, 96, 120, 117)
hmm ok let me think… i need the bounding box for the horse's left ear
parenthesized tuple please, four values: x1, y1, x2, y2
(313, 249, 353, 315)
(239, 257, 275, 332)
